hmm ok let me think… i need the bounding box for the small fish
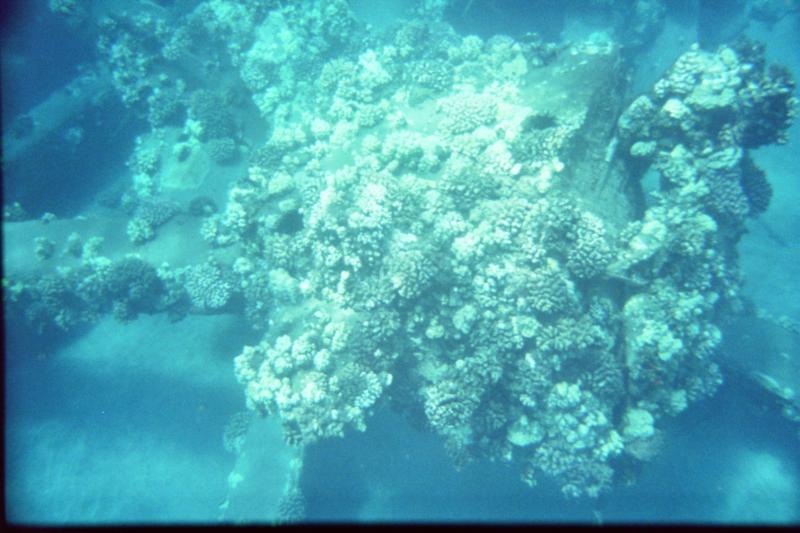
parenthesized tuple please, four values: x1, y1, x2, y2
(751, 371, 795, 401)
(756, 219, 791, 248)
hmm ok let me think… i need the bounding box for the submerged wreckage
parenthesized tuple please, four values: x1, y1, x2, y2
(3, 0, 798, 517)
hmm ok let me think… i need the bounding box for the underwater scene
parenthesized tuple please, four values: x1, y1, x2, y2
(2, 0, 799, 524)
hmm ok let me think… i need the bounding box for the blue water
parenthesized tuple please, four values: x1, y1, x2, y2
(3, 0, 799, 524)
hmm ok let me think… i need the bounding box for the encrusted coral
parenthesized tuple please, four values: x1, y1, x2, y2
(12, 253, 173, 331)
(34, 237, 55, 261)
(188, 89, 238, 141)
(222, 411, 252, 454)
(437, 90, 498, 136)
(183, 260, 235, 311)
(207, 137, 239, 164)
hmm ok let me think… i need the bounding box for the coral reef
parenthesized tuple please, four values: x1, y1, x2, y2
(223, 26, 793, 498)
(15, 0, 796, 503)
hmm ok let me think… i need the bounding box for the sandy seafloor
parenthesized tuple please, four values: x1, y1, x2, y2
(3, 1, 799, 524)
